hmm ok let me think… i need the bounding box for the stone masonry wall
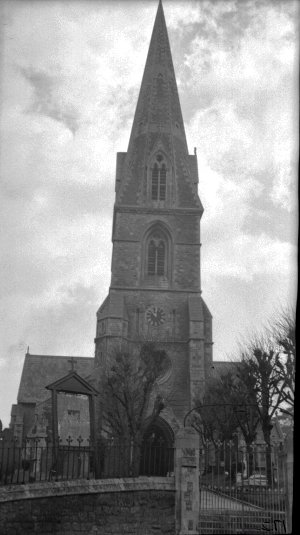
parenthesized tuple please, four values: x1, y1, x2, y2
(0, 479, 175, 535)
(111, 212, 201, 291)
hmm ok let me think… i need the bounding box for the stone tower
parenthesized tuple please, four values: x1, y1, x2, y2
(94, 0, 212, 433)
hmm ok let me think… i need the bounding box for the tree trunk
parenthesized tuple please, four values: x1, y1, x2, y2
(130, 436, 143, 477)
(246, 442, 254, 477)
(265, 443, 272, 485)
(262, 424, 273, 485)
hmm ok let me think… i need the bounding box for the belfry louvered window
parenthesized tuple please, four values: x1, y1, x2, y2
(151, 154, 167, 201)
(148, 235, 166, 276)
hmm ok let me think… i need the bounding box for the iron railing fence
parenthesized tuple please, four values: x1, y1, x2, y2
(0, 436, 174, 485)
(198, 441, 287, 534)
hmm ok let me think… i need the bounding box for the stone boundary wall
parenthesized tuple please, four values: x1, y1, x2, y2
(0, 477, 175, 535)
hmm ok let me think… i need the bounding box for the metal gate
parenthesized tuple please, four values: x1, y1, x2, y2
(198, 442, 287, 534)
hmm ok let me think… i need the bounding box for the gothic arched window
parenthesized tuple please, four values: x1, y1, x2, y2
(151, 154, 167, 201)
(148, 235, 166, 276)
(143, 224, 173, 285)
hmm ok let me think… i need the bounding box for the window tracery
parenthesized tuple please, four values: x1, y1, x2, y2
(151, 154, 167, 201)
(147, 234, 166, 276)
(142, 223, 173, 285)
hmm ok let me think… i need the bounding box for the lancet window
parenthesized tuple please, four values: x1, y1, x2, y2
(148, 235, 166, 276)
(143, 223, 173, 285)
(151, 154, 167, 201)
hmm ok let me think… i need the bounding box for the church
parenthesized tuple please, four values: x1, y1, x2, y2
(10, 0, 216, 447)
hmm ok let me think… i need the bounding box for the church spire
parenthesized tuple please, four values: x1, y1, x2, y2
(116, 0, 201, 210)
(127, 0, 188, 153)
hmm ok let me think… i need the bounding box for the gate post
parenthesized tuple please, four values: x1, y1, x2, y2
(284, 432, 293, 533)
(175, 427, 200, 535)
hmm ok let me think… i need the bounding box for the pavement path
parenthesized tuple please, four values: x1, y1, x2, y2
(200, 488, 263, 511)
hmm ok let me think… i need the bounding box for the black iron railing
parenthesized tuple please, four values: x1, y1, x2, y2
(0, 436, 174, 485)
(198, 440, 287, 533)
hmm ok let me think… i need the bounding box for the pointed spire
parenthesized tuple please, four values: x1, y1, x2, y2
(127, 0, 187, 152)
(117, 1, 201, 210)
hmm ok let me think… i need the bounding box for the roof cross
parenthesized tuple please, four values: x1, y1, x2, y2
(68, 357, 77, 372)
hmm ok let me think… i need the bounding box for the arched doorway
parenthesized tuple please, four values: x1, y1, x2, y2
(140, 417, 174, 476)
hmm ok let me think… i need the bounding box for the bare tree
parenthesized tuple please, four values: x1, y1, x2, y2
(237, 335, 288, 484)
(193, 372, 240, 445)
(269, 307, 295, 416)
(193, 307, 295, 482)
(231, 365, 260, 446)
(192, 368, 260, 476)
(98, 343, 167, 475)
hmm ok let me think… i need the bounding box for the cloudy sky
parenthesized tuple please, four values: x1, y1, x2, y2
(0, 0, 298, 427)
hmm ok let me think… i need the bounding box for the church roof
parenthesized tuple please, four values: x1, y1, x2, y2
(17, 353, 94, 404)
(46, 371, 98, 396)
(210, 361, 239, 375)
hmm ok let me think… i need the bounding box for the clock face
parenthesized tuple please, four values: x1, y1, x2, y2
(146, 306, 166, 326)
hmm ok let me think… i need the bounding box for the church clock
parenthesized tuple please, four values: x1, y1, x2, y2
(146, 306, 165, 326)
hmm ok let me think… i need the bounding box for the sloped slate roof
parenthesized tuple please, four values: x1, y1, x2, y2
(46, 371, 98, 396)
(17, 354, 94, 404)
(210, 361, 239, 375)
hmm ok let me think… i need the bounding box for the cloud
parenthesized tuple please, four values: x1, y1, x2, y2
(23, 282, 102, 356)
(0, 282, 104, 428)
(20, 67, 81, 134)
(205, 270, 297, 361)
(205, 233, 297, 281)
(185, 21, 298, 243)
